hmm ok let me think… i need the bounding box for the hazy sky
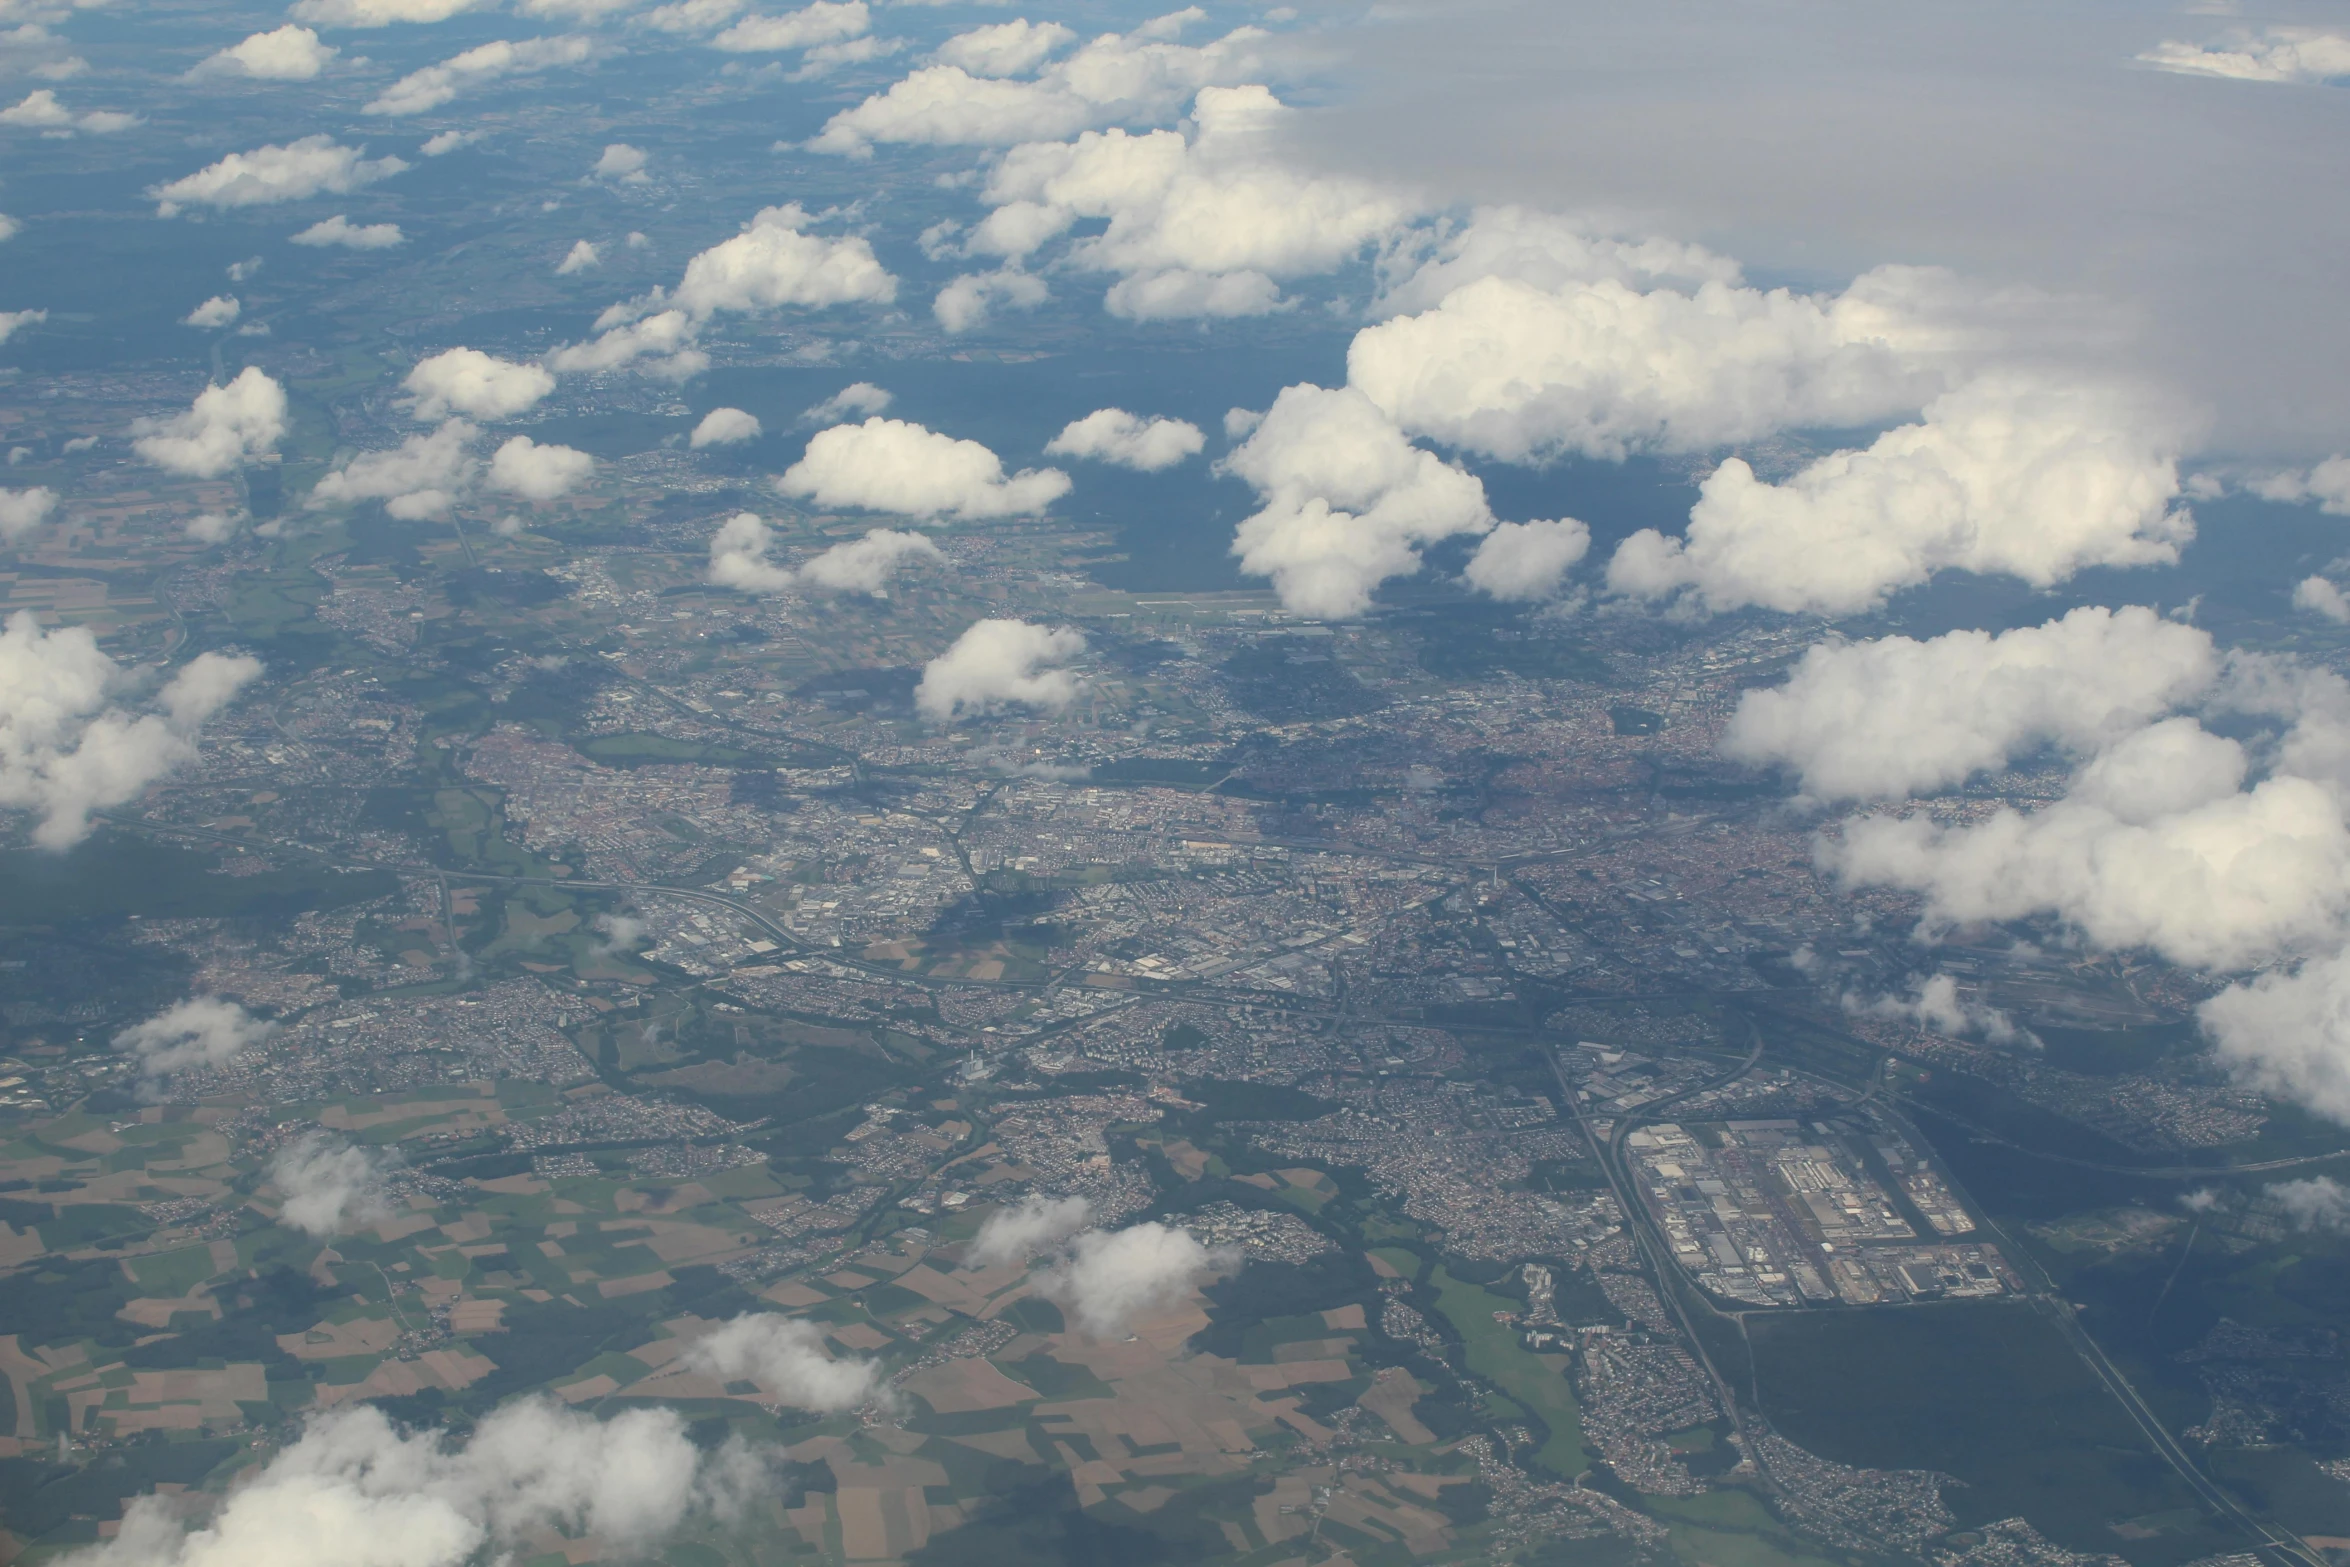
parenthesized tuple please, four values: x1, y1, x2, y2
(1290, 0, 2350, 459)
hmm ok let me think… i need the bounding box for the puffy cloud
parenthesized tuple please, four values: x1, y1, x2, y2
(1845, 973, 2025, 1045)
(2252, 455, 2350, 515)
(403, 347, 554, 421)
(2204, 956, 2350, 1124)
(669, 203, 896, 317)
(0, 89, 135, 133)
(916, 619, 1085, 720)
(1350, 263, 1961, 465)
(932, 266, 1047, 332)
(967, 1194, 1091, 1268)
(936, 18, 1072, 77)
(1371, 204, 1742, 319)
(1041, 1222, 1235, 1338)
(559, 206, 893, 375)
(789, 35, 901, 78)
(706, 512, 796, 593)
(644, 0, 743, 35)
(0, 486, 56, 542)
(1825, 719, 2350, 972)
(1044, 408, 1203, 471)
(289, 0, 489, 23)
(310, 420, 480, 518)
(691, 407, 761, 447)
(802, 382, 890, 423)
(269, 1132, 397, 1237)
(488, 435, 594, 499)
(1462, 517, 1589, 603)
(685, 1313, 882, 1411)
(1221, 383, 1490, 619)
(1721, 606, 2221, 802)
(185, 511, 240, 544)
(779, 417, 1067, 518)
(150, 136, 406, 215)
(2138, 28, 2350, 85)
(0, 308, 44, 345)
(2268, 1175, 2350, 1230)
(182, 295, 240, 329)
(293, 214, 405, 249)
(591, 912, 646, 957)
(113, 996, 273, 1081)
(711, 0, 865, 53)
(593, 142, 648, 182)
(798, 527, 941, 595)
(811, 14, 1269, 156)
(969, 86, 1408, 319)
(190, 24, 337, 80)
(556, 239, 600, 274)
(420, 129, 471, 155)
(365, 35, 597, 116)
(57, 1400, 744, 1567)
(2299, 577, 2350, 625)
(0, 216, 18, 243)
(131, 368, 287, 477)
(545, 308, 707, 379)
(710, 522, 946, 596)
(1606, 377, 2191, 616)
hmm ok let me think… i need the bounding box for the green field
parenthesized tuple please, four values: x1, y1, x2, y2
(1749, 1301, 2237, 1564)
(1427, 1266, 1588, 1478)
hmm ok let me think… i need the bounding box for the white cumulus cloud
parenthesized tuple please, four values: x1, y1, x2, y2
(56, 1400, 750, 1567)
(915, 618, 1085, 720)
(812, 13, 1269, 156)
(967, 1194, 1092, 1268)
(2298, 577, 2350, 624)
(0, 309, 44, 346)
(1041, 1221, 1236, 1338)
(801, 382, 889, 423)
(709, 517, 946, 597)
(1606, 377, 2192, 616)
(309, 420, 480, 519)
(556, 239, 600, 274)
(1826, 719, 2350, 972)
(1462, 517, 1590, 603)
(113, 996, 273, 1081)
(292, 214, 405, 249)
(2139, 28, 2350, 85)
(0, 486, 57, 542)
(1221, 383, 1490, 619)
(150, 136, 407, 216)
(779, 417, 1067, 518)
(1846, 973, 2026, 1046)
(932, 266, 1047, 332)
(270, 1132, 398, 1237)
(290, 0, 490, 23)
(182, 295, 240, 329)
(935, 18, 1072, 77)
(0, 89, 136, 134)
(685, 1313, 882, 1411)
(711, 0, 866, 53)
(1044, 408, 1203, 471)
(2253, 455, 2350, 515)
(366, 35, 597, 116)
(1721, 606, 2221, 803)
(403, 347, 554, 421)
(593, 142, 648, 182)
(190, 24, 337, 80)
(131, 368, 286, 477)
(488, 435, 594, 499)
(690, 407, 760, 447)
(968, 86, 1407, 320)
